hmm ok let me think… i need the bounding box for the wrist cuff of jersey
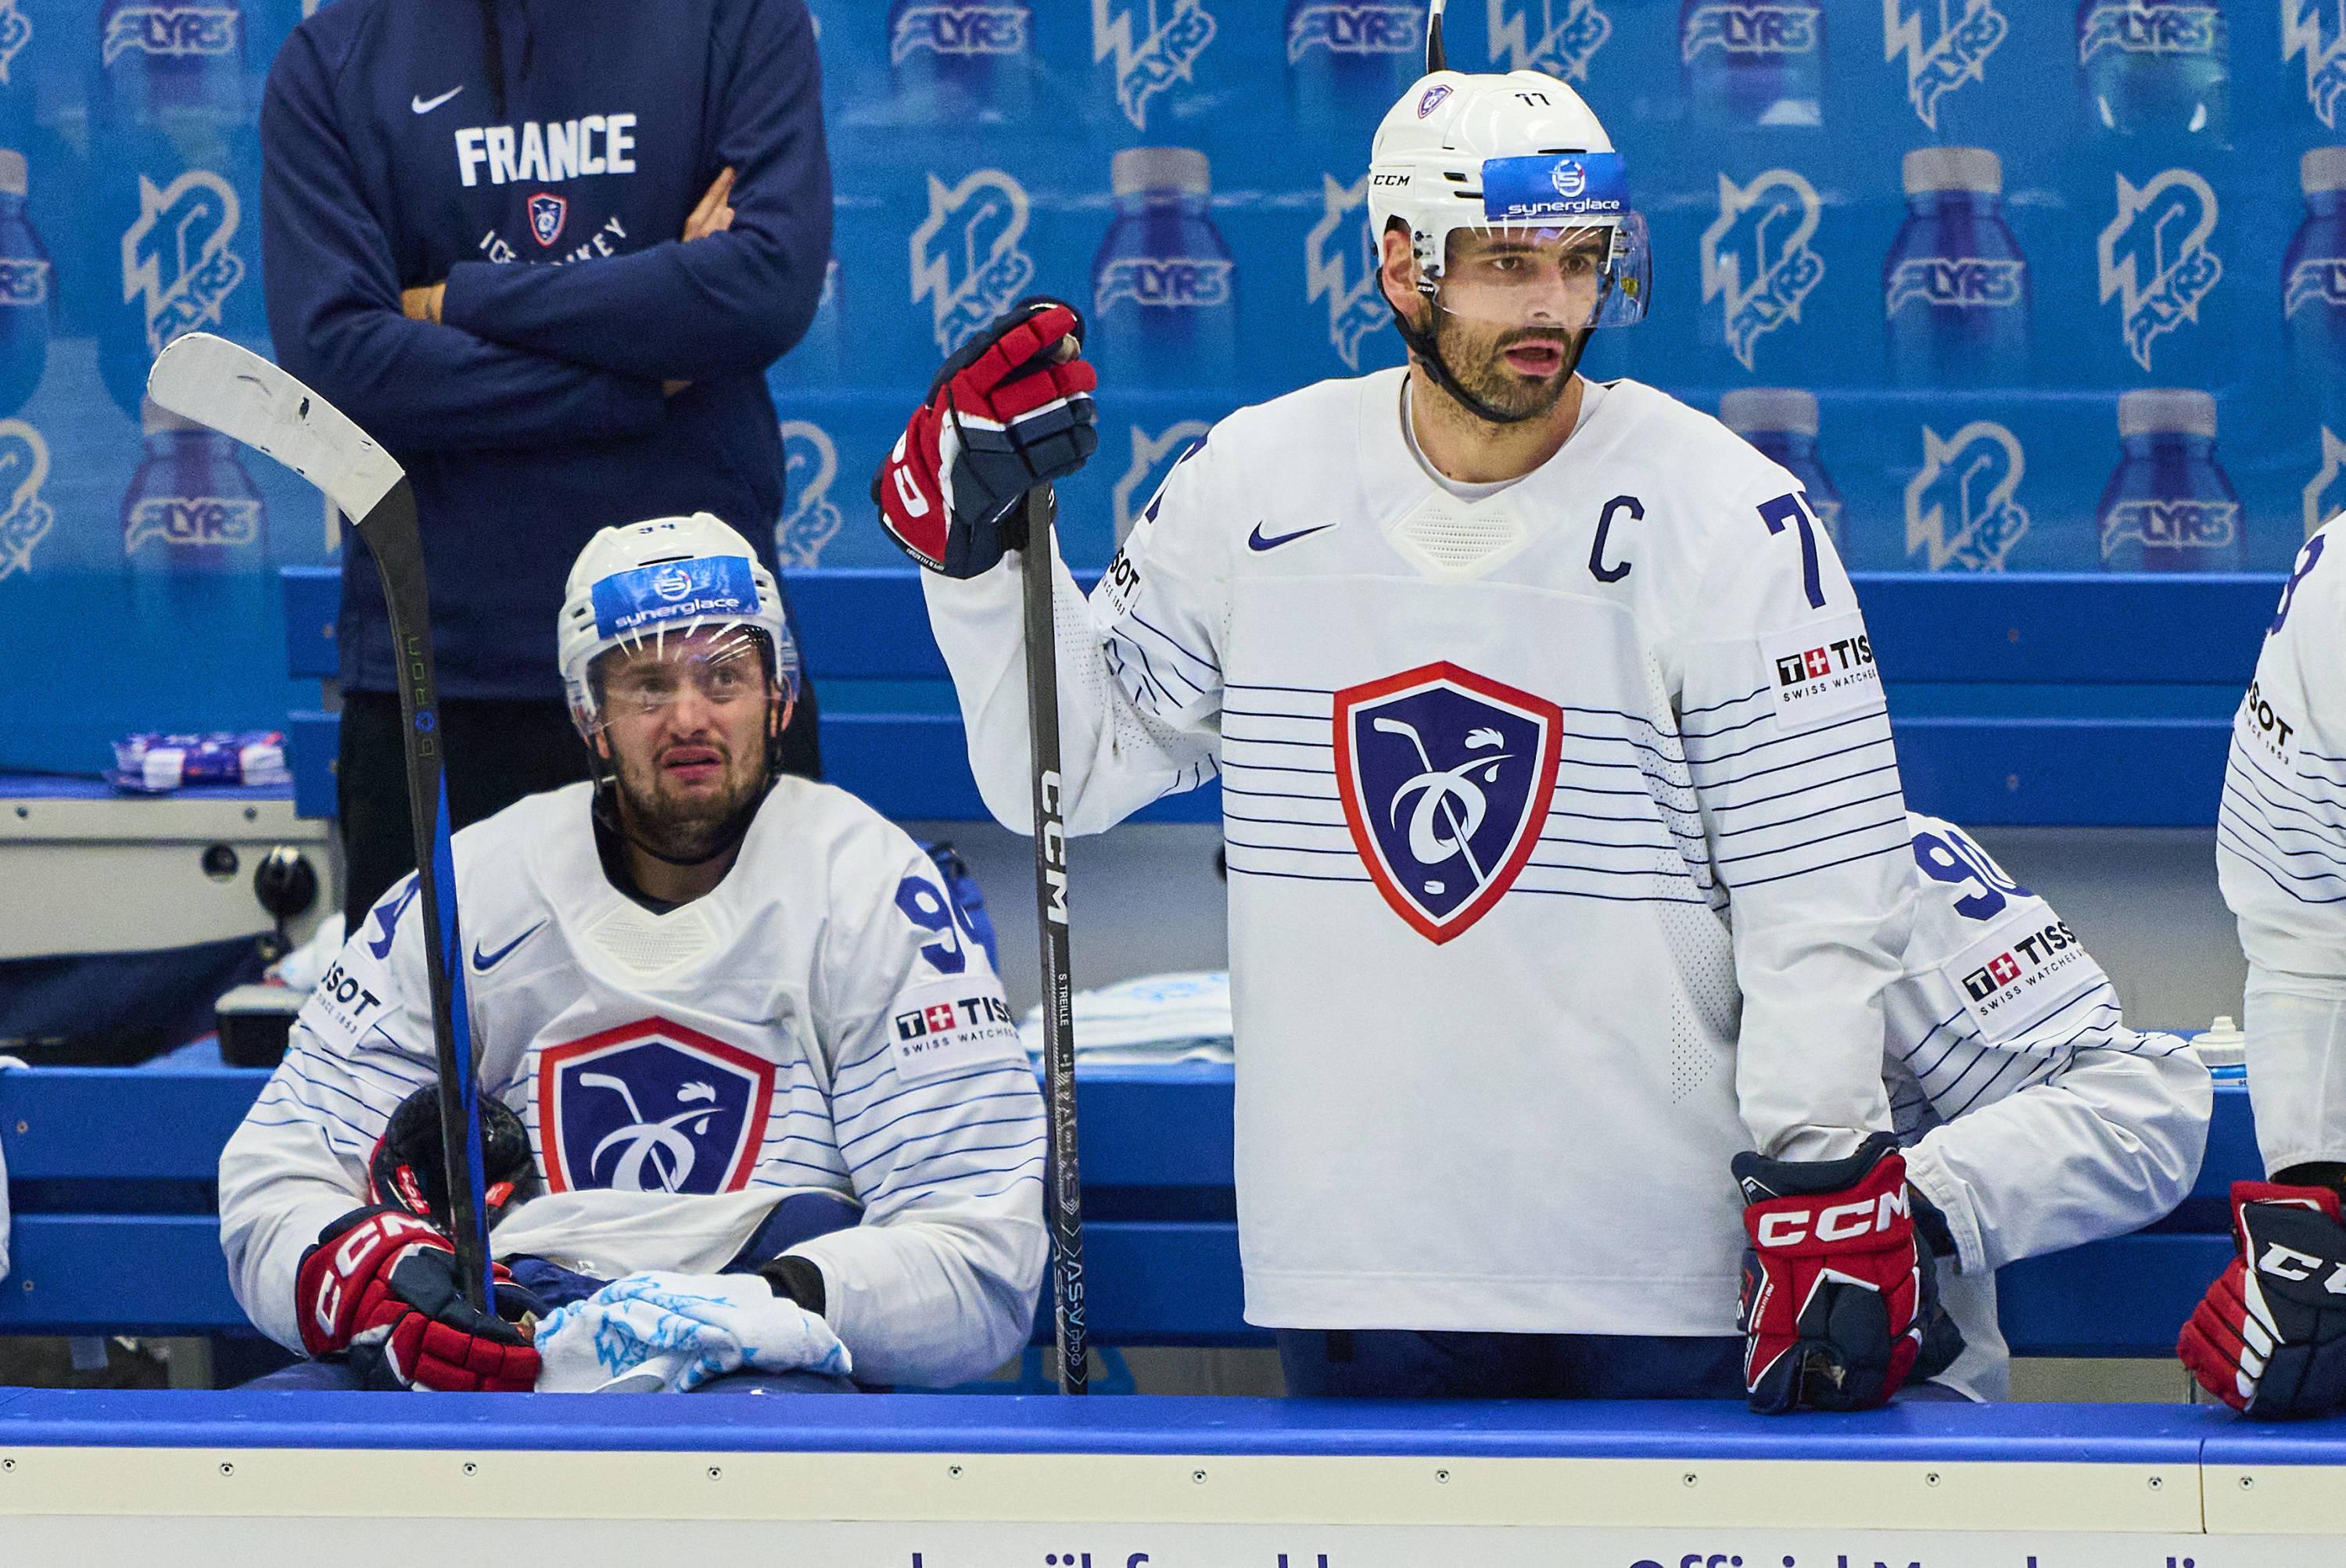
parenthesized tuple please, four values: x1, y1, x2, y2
(2274, 1162, 2346, 1206)
(754, 1254, 828, 1317)
(1899, 1139, 1986, 1276)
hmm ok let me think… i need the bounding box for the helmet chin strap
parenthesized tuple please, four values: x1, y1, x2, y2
(1390, 296, 1588, 429)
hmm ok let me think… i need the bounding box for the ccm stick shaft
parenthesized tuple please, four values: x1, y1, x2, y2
(1021, 484, 1089, 1394)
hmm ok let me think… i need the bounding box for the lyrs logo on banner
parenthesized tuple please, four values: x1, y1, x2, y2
(1488, 0, 1611, 81)
(121, 170, 244, 354)
(1093, 0, 1217, 131)
(2077, 1, 2223, 65)
(1883, 0, 2006, 130)
(2305, 426, 2346, 537)
(124, 493, 260, 553)
(775, 421, 842, 568)
(1111, 420, 1209, 541)
(910, 168, 1033, 356)
(536, 1019, 776, 1196)
(1683, 2, 1820, 61)
(1307, 173, 1392, 370)
(1905, 421, 2029, 571)
(1287, 2, 1422, 61)
(0, 418, 52, 582)
(1333, 662, 1564, 945)
(1700, 168, 1824, 370)
(2287, 1, 2346, 128)
(0, 3, 30, 84)
(891, 2, 1030, 63)
(102, 3, 239, 66)
(2097, 167, 2222, 371)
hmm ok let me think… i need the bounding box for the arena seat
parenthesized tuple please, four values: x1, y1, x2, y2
(0, 1060, 2251, 1360)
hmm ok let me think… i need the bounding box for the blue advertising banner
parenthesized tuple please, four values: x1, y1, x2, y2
(0, 1, 2328, 770)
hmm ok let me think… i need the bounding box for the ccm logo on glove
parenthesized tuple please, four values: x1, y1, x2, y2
(1753, 1189, 1910, 1249)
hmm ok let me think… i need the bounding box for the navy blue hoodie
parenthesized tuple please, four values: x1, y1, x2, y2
(261, 0, 831, 699)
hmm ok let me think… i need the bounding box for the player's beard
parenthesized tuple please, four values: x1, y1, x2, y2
(608, 730, 770, 864)
(1430, 310, 1586, 424)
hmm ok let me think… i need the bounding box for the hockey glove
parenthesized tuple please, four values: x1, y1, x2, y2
(2180, 1182, 2346, 1419)
(1734, 1132, 1928, 1413)
(295, 1207, 540, 1392)
(873, 296, 1098, 577)
(368, 1083, 540, 1233)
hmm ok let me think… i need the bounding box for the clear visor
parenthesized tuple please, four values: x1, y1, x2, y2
(1430, 213, 1650, 332)
(579, 623, 798, 733)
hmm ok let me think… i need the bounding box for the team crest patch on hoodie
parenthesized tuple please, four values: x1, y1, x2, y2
(529, 192, 568, 247)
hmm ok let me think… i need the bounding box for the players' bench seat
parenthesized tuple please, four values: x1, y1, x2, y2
(0, 1061, 2256, 1361)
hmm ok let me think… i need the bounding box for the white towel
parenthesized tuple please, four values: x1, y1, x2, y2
(535, 1272, 851, 1393)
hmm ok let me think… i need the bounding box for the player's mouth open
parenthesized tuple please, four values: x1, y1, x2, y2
(660, 745, 725, 782)
(1501, 341, 1566, 376)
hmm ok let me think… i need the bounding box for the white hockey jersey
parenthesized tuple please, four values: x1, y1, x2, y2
(927, 369, 1918, 1335)
(2216, 518, 2346, 1176)
(217, 778, 1048, 1388)
(1891, 813, 2208, 1401)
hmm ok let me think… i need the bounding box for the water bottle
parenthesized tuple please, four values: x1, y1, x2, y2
(2097, 389, 2243, 572)
(885, 0, 1034, 124)
(1720, 389, 1842, 551)
(1089, 147, 1237, 387)
(2287, 148, 2346, 422)
(2076, 0, 2228, 139)
(1884, 146, 2029, 388)
(123, 397, 267, 595)
(0, 149, 53, 419)
(1679, 0, 1824, 128)
(1286, 0, 1426, 137)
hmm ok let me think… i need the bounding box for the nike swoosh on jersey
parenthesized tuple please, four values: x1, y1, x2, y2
(1247, 522, 1335, 553)
(412, 86, 464, 115)
(471, 920, 546, 972)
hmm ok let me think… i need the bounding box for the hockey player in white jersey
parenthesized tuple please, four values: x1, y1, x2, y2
(219, 514, 1046, 1393)
(876, 56, 1939, 1408)
(2185, 519, 2346, 1417)
(1889, 814, 2207, 1401)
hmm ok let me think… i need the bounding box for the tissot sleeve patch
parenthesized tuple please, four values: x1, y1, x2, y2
(1756, 612, 1882, 733)
(1939, 912, 2109, 1046)
(884, 976, 1025, 1086)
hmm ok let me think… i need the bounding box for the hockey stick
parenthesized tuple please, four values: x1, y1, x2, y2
(147, 333, 496, 1314)
(1020, 483, 1088, 1394)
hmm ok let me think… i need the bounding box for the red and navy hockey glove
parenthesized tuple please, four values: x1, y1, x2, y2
(295, 1207, 540, 1392)
(368, 1083, 540, 1232)
(2180, 1182, 2346, 1419)
(873, 296, 1097, 577)
(1734, 1133, 1928, 1413)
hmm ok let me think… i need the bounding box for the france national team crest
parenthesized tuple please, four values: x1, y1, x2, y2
(1094, 0, 1218, 131)
(1701, 169, 1825, 370)
(122, 169, 245, 355)
(527, 192, 567, 249)
(536, 1019, 776, 1196)
(1882, 0, 2007, 130)
(1305, 173, 1390, 371)
(775, 420, 843, 568)
(1905, 421, 2029, 572)
(0, 419, 52, 583)
(1487, 0, 1612, 82)
(1334, 663, 1563, 944)
(910, 168, 1035, 356)
(2097, 167, 2222, 371)
(2288, 1, 2346, 128)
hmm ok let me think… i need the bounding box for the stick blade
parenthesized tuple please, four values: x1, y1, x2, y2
(146, 333, 405, 522)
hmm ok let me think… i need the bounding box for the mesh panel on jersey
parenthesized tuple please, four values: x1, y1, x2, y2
(1387, 494, 1526, 573)
(1658, 894, 1739, 1103)
(580, 902, 716, 978)
(1083, 569, 1218, 763)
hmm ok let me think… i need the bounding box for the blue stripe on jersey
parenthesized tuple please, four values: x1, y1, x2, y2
(2233, 747, 2346, 814)
(1688, 730, 1894, 794)
(1702, 760, 1902, 820)
(1720, 836, 1907, 891)
(2221, 779, 2346, 870)
(840, 1099, 1045, 1164)
(1710, 787, 1905, 845)
(1112, 623, 1209, 703)
(1103, 641, 1178, 714)
(1224, 861, 1373, 887)
(830, 1060, 1040, 1122)
(1713, 813, 1910, 870)
(1680, 684, 1770, 720)
(1122, 608, 1222, 674)
(2218, 825, 2346, 905)
(1220, 734, 1332, 752)
(1685, 709, 1886, 770)
(881, 1168, 1047, 1208)
(2219, 801, 2346, 881)
(1221, 783, 1339, 804)
(1225, 682, 1335, 697)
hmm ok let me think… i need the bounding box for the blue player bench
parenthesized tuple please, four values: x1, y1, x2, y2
(0, 1060, 2259, 1361)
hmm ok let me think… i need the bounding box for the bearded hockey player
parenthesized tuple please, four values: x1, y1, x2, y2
(877, 55, 1938, 1406)
(2185, 518, 2346, 1418)
(219, 515, 1045, 1393)
(1889, 814, 2207, 1401)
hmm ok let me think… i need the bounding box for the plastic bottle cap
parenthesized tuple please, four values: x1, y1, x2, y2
(1720, 388, 1818, 437)
(1111, 146, 1211, 199)
(2306, 147, 2346, 196)
(0, 149, 26, 199)
(140, 396, 206, 437)
(2117, 388, 2216, 440)
(2192, 1014, 2246, 1070)
(1902, 146, 2000, 197)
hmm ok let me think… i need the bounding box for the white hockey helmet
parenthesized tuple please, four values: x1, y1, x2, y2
(557, 512, 800, 733)
(1366, 55, 1648, 330)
